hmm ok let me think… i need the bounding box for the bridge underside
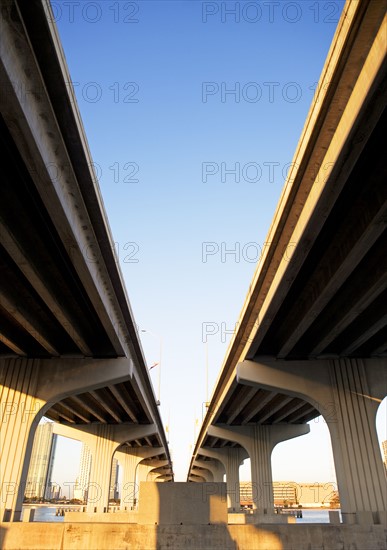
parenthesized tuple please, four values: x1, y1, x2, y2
(0, 0, 172, 524)
(189, 0, 387, 529)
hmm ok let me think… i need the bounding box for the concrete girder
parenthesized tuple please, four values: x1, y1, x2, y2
(237, 357, 387, 525)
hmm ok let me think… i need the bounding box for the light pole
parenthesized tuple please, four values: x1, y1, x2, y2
(141, 329, 162, 404)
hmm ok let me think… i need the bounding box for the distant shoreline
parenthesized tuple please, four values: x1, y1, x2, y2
(23, 503, 340, 511)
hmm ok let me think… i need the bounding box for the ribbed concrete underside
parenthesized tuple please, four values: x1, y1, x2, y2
(1, 523, 386, 550)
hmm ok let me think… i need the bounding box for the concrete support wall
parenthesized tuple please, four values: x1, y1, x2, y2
(237, 357, 387, 525)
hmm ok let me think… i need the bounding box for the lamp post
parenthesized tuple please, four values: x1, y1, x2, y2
(141, 329, 162, 404)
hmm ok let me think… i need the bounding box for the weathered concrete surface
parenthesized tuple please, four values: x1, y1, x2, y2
(64, 511, 138, 523)
(0, 523, 63, 550)
(138, 481, 228, 525)
(1, 523, 386, 550)
(228, 513, 294, 524)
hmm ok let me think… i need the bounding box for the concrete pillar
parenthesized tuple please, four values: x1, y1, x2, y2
(225, 448, 242, 512)
(115, 449, 139, 510)
(0, 359, 43, 522)
(208, 423, 309, 515)
(199, 446, 247, 511)
(237, 357, 387, 525)
(137, 463, 154, 484)
(327, 359, 386, 525)
(86, 426, 117, 513)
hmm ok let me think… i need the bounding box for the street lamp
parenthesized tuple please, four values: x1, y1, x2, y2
(141, 329, 162, 404)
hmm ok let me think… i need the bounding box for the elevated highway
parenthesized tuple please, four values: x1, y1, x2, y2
(189, 0, 387, 526)
(0, 0, 171, 522)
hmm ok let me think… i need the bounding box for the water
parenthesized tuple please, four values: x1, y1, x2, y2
(296, 509, 342, 523)
(22, 506, 64, 522)
(23, 506, 341, 523)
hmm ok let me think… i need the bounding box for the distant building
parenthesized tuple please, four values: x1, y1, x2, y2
(74, 444, 92, 501)
(109, 457, 119, 500)
(239, 481, 339, 508)
(382, 440, 387, 471)
(46, 482, 61, 500)
(25, 422, 57, 499)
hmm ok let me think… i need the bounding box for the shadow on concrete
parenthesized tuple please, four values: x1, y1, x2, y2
(0, 525, 8, 550)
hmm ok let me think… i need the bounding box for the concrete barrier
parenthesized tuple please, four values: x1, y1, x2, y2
(1, 523, 386, 550)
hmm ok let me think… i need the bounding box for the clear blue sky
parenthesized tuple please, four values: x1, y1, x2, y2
(48, 0, 386, 490)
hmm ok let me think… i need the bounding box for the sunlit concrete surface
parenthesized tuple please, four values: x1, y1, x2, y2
(1, 523, 386, 550)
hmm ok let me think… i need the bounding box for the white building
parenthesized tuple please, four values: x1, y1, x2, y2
(25, 421, 57, 499)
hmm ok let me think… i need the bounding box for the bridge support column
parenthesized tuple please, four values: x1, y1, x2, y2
(199, 447, 246, 511)
(237, 357, 387, 525)
(327, 359, 386, 525)
(208, 423, 309, 515)
(116, 449, 140, 510)
(86, 426, 117, 514)
(225, 448, 242, 512)
(0, 359, 44, 522)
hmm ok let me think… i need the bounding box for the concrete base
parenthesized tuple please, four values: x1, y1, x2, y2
(1, 523, 386, 550)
